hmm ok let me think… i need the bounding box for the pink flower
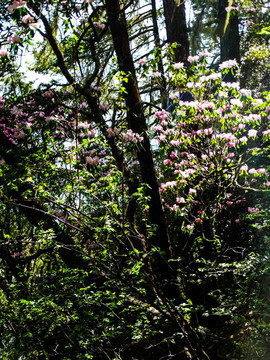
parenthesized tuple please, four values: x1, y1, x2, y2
(173, 62, 184, 69)
(79, 102, 87, 109)
(257, 168, 267, 174)
(199, 50, 209, 58)
(163, 159, 173, 166)
(188, 55, 199, 63)
(219, 59, 238, 70)
(22, 15, 34, 23)
(158, 134, 166, 142)
(240, 164, 248, 172)
(107, 127, 119, 138)
(86, 156, 100, 165)
(14, 130, 26, 139)
(42, 90, 54, 98)
(248, 129, 257, 137)
(238, 123, 245, 130)
(239, 89, 252, 96)
(138, 58, 147, 65)
(93, 22, 105, 29)
(176, 197, 185, 204)
(239, 136, 248, 143)
(123, 129, 143, 143)
(0, 47, 8, 57)
(7, 33, 21, 44)
(151, 71, 162, 78)
(203, 128, 213, 135)
(99, 103, 108, 111)
(28, 22, 39, 29)
(248, 207, 259, 214)
(262, 129, 270, 136)
(8, 0, 27, 12)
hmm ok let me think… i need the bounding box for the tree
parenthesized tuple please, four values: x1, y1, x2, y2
(218, 0, 240, 64)
(162, 0, 190, 63)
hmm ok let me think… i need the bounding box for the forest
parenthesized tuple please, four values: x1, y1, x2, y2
(0, 0, 270, 359)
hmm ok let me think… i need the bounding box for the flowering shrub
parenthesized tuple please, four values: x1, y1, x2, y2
(149, 55, 270, 237)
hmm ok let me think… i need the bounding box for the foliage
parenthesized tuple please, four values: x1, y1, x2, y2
(0, 1, 269, 359)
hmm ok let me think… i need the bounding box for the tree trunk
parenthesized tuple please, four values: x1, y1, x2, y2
(151, 0, 167, 108)
(163, 0, 190, 63)
(218, 0, 240, 80)
(105, 0, 171, 259)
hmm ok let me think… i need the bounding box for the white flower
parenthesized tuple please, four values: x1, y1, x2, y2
(219, 59, 238, 70)
(173, 62, 184, 69)
(187, 55, 199, 63)
(248, 129, 257, 137)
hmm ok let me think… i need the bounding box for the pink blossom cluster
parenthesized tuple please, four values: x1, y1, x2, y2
(155, 110, 169, 121)
(0, 48, 8, 57)
(225, 6, 240, 12)
(187, 55, 200, 63)
(219, 59, 238, 70)
(91, 85, 102, 91)
(160, 181, 177, 192)
(199, 73, 222, 82)
(173, 62, 184, 70)
(42, 90, 54, 98)
(248, 207, 260, 214)
(138, 58, 147, 65)
(123, 129, 143, 143)
(247, 129, 257, 137)
(86, 156, 100, 165)
(262, 129, 270, 136)
(7, 0, 27, 12)
(75, 121, 96, 138)
(93, 22, 105, 30)
(7, 33, 21, 44)
(99, 103, 108, 111)
(248, 168, 268, 176)
(107, 127, 119, 138)
(22, 15, 34, 23)
(151, 71, 162, 78)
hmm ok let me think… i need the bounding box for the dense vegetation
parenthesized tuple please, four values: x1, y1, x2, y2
(0, 0, 270, 359)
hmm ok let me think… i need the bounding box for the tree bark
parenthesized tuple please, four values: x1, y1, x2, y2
(163, 0, 190, 63)
(151, 0, 167, 108)
(218, 0, 240, 80)
(105, 0, 171, 258)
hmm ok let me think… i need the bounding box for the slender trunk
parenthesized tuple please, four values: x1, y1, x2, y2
(151, 0, 167, 108)
(105, 0, 171, 258)
(163, 0, 190, 63)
